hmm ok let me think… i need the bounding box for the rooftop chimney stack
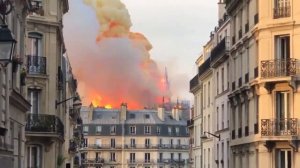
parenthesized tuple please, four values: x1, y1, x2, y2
(172, 107, 182, 121)
(158, 106, 165, 121)
(120, 103, 127, 121)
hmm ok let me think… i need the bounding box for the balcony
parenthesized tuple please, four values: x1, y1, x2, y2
(82, 158, 104, 166)
(210, 37, 230, 67)
(274, 5, 291, 19)
(25, 114, 64, 137)
(187, 119, 194, 127)
(261, 118, 299, 136)
(261, 59, 300, 78)
(198, 58, 211, 77)
(69, 140, 77, 153)
(27, 55, 47, 75)
(190, 75, 199, 91)
(127, 159, 155, 164)
(88, 144, 122, 149)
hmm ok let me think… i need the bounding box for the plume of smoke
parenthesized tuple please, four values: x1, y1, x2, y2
(75, 0, 169, 108)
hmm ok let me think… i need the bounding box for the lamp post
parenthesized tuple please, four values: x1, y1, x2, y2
(0, 0, 16, 67)
(200, 131, 221, 141)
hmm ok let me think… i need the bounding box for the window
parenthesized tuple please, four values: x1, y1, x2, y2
(156, 126, 161, 135)
(168, 126, 172, 135)
(144, 126, 151, 134)
(159, 139, 163, 146)
(145, 138, 150, 148)
(208, 82, 210, 107)
(217, 107, 219, 130)
(175, 127, 179, 135)
(129, 126, 136, 134)
(274, 0, 290, 19)
(177, 139, 181, 146)
(27, 145, 41, 168)
(27, 32, 43, 56)
(221, 68, 224, 92)
(145, 153, 150, 163)
(217, 72, 219, 94)
(110, 152, 116, 162)
(170, 139, 173, 147)
(110, 138, 115, 148)
(276, 149, 292, 168)
(28, 89, 40, 114)
(83, 138, 88, 147)
(95, 138, 101, 147)
(222, 104, 225, 129)
(83, 126, 89, 134)
(275, 35, 290, 60)
(159, 153, 163, 161)
(110, 125, 116, 134)
(96, 126, 102, 134)
(130, 153, 135, 163)
(178, 153, 182, 161)
(129, 113, 135, 119)
(145, 114, 150, 119)
(130, 138, 136, 147)
(171, 153, 174, 160)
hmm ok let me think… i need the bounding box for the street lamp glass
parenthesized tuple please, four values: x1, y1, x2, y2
(0, 25, 16, 63)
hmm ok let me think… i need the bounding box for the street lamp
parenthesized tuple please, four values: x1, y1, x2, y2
(0, 0, 16, 67)
(200, 131, 220, 141)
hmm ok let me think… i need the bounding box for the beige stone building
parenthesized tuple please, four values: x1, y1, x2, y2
(190, 0, 300, 168)
(0, 1, 31, 168)
(80, 104, 190, 168)
(24, 0, 83, 168)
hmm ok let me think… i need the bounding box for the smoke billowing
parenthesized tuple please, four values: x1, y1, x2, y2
(75, 0, 170, 109)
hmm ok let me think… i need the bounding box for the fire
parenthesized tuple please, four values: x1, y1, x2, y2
(104, 104, 112, 109)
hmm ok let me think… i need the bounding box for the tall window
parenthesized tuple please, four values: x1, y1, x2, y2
(144, 126, 151, 134)
(130, 138, 136, 147)
(83, 126, 89, 134)
(27, 32, 43, 56)
(274, 0, 291, 18)
(208, 82, 210, 107)
(159, 153, 163, 161)
(145, 138, 150, 148)
(217, 72, 219, 94)
(170, 153, 174, 160)
(145, 153, 150, 163)
(130, 153, 135, 163)
(275, 35, 290, 60)
(110, 138, 115, 148)
(129, 126, 136, 134)
(27, 145, 41, 168)
(175, 127, 179, 135)
(96, 126, 102, 134)
(110, 125, 116, 134)
(276, 149, 291, 168)
(28, 89, 40, 114)
(217, 107, 219, 130)
(95, 138, 101, 147)
(110, 152, 116, 161)
(168, 126, 172, 135)
(156, 126, 161, 135)
(221, 68, 224, 92)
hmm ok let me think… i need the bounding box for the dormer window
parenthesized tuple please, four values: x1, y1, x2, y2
(130, 113, 135, 119)
(145, 114, 150, 119)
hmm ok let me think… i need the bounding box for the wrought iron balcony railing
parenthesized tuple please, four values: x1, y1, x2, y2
(210, 37, 230, 64)
(261, 118, 298, 136)
(274, 6, 291, 19)
(69, 140, 77, 153)
(82, 158, 104, 164)
(25, 114, 64, 137)
(190, 75, 199, 91)
(27, 55, 47, 74)
(261, 59, 300, 78)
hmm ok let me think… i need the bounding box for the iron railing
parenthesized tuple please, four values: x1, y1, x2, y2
(274, 6, 291, 19)
(69, 140, 77, 153)
(210, 37, 230, 63)
(27, 55, 47, 74)
(261, 59, 300, 78)
(25, 114, 64, 137)
(190, 75, 199, 91)
(82, 158, 105, 164)
(261, 118, 298, 136)
(198, 58, 211, 76)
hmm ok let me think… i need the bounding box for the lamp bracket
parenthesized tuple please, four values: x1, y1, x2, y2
(0, 0, 13, 24)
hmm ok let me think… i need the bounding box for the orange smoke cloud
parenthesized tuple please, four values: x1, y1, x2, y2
(74, 0, 170, 109)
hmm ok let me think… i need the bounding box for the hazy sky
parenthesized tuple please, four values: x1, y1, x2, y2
(63, 0, 218, 101)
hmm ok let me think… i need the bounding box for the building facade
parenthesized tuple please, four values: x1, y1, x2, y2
(190, 0, 300, 168)
(0, 1, 31, 168)
(80, 104, 190, 168)
(24, 0, 82, 168)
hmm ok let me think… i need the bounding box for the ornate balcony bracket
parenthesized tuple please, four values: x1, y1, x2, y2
(264, 141, 275, 152)
(263, 82, 275, 94)
(289, 140, 299, 152)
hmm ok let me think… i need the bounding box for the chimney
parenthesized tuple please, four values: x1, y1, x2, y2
(88, 104, 94, 121)
(120, 103, 127, 121)
(172, 107, 182, 121)
(218, 0, 226, 21)
(157, 106, 165, 121)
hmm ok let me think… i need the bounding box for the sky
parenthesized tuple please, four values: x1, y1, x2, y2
(63, 0, 218, 102)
